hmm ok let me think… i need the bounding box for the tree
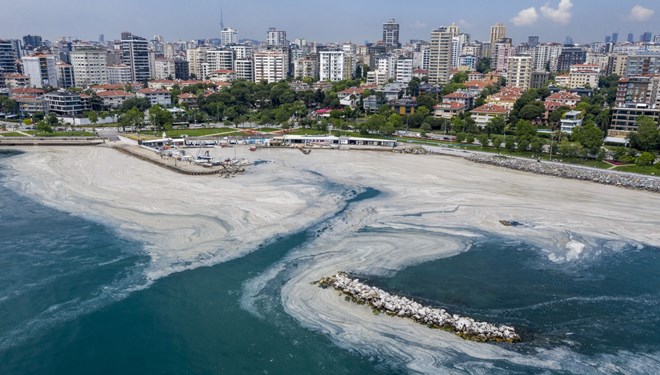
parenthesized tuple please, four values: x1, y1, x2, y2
(119, 107, 144, 132)
(476, 57, 492, 73)
(548, 106, 571, 126)
(485, 115, 506, 136)
(571, 122, 604, 155)
(451, 72, 468, 84)
(627, 116, 660, 151)
(87, 111, 99, 126)
(518, 101, 545, 121)
(47, 113, 59, 127)
(514, 120, 537, 144)
(36, 120, 53, 133)
(408, 77, 421, 97)
(119, 97, 151, 113)
(635, 152, 655, 166)
(477, 133, 489, 148)
(491, 135, 504, 149)
(416, 94, 437, 109)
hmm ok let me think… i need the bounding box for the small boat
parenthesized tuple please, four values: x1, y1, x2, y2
(249, 146, 257, 151)
(499, 220, 521, 227)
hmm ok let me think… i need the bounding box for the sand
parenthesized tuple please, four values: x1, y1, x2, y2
(4, 145, 660, 373)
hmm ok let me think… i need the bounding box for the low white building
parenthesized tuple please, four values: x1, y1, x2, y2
(560, 110, 583, 134)
(136, 88, 171, 106)
(568, 64, 600, 89)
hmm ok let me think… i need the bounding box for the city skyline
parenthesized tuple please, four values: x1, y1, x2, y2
(1, 0, 658, 44)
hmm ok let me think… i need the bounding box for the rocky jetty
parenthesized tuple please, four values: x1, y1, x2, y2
(469, 154, 660, 193)
(393, 146, 427, 154)
(315, 272, 520, 343)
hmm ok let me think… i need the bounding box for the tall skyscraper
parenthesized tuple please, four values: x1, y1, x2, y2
(611, 32, 619, 44)
(428, 26, 453, 85)
(267, 28, 287, 47)
(22, 54, 58, 88)
(22, 35, 42, 49)
(319, 50, 345, 82)
(122, 33, 151, 82)
(627, 33, 634, 43)
(382, 19, 400, 48)
(507, 55, 532, 90)
(640, 32, 653, 43)
(447, 22, 460, 38)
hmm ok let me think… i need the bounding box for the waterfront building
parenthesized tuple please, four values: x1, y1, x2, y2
(428, 27, 453, 85)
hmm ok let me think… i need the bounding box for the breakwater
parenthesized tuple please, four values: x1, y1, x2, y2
(316, 272, 520, 343)
(469, 154, 660, 193)
(0, 137, 105, 146)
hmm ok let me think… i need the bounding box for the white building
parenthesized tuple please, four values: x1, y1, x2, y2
(253, 50, 288, 83)
(319, 50, 345, 82)
(234, 58, 253, 81)
(220, 27, 239, 46)
(560, 110, 583, 134)
(395, 57, 413, 84)
(154, 58, 176, 80)
(267, 28, 287, 47)
(205, 49, 234, 78)
(229, 44, 253, 60)
(106, 64, 132, 84)
(22, 54, 57, 88)
(429, 27, 453, 85)
(376, 54, 395, 80)
(186, 47, 208, 79)
(70, 49, 108, 87)
(568, 64, 600, 88)
(136, 88, 171, 106)
(507, 55, 532, 89)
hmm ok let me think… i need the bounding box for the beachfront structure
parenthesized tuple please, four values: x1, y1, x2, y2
(274, 135, 397, 148)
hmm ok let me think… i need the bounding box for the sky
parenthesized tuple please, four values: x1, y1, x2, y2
(1, 0, 658, 45)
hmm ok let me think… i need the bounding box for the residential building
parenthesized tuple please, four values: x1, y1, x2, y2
(433, 101, 466, 119)
(22, 54, 57, 88)
(560, 110, 583, 134)
(489, 23, 506, 57)
(55, 62, 75, 88)
(121, 34, 151, 82)
(44, 91, 90, 116)
(556, 47, 586, 72)
(428, 26, 453, 85)
(507, 55, 532, 89)
(395, 57, 413, 84)
(568, 64, 600, 88)
(107, 64, 132, 84)
(70, 49, 108, 87)
(383, 19, 400, 48)
(97, 90, 135, 108)
(253, 50, 288, 83)
(485, 87, 523, 110)
(375, 54, 395, 80)
(492, 39, 514, 73)
(625, 53, 660, 76)
(233, 58, 253, 81)
(136, 88, 171, 106)
(319, 50, 345, 82)
(186, 47, 208, 79)
(294, 54, 318, 80)
(544, 91, 582, 112)
(3, 73, 30, 88)
(530, 71, 550, 89)
(205, 49, 234, 77)
(220, 28, 239, 46)
(267, 28, 287, 47)
(0, 39, 18, 76)
(471, 103, 509, 127)
(229, 44, 253, 60)
(442, 91, 475, 110)
(174, 59, 189, 80)
(610, 103, 660, 133)
(154, 58, 176, 80)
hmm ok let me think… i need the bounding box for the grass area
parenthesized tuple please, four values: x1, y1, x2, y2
(254, 127, 280, 132)
(123, 134, 159, 141)
(285, 128, 332, 135)
(613, 165, 659, 176)
(0, 132, 27, 137)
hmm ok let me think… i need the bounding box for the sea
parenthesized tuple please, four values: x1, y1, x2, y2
(1, 149, 659, 374)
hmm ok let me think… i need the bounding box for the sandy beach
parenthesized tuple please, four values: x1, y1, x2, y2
(4, 145, 660, 373)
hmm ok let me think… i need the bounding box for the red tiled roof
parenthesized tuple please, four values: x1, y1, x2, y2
(138, 88, 169, 94)
(97, 90, 134, 97)
(472, 104, 508, 114)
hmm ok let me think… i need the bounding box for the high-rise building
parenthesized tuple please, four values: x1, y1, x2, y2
(293, 55, 318, 80)
(121, 34, 151, 82)
(22, 35, 42, 49)
(611, 32, 619, 44)
(492, 38, 513, 73)
(56, 62, 75, 88)
(528, 36, 539, 48)
(99, 34, 105, 44)
(154, 58, 176, 80)
(428, 26, 453, 85)
(70, 49, 108, 86)
(556, 47, 586, 72)
(0, 39, 18, 75)
(383, 19, 400, 48)
(489, 23, 506, 55)
(253, 50, 287, 83)
(640, 32, 653, 43)
(319, 50, 345, 82)
(220, 28, 239, 46)
(507, 55, 532, 90)
(107, 64, 132, 84)
(447, 23, 460, 38)
(22, 54, 58, 87)
(395, 57, 413, 84)
(627, 33, 634, 43)
(625, 53, 660, 76)
(267, 28, 287, 47)
(205, 49, 234, 78)
(229, 44, 253, 60)
(233, 58, 253, 81)
(174, 59, 189, 80)
(186, 47, 208, 79)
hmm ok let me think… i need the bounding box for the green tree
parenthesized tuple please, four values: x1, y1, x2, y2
(571, 122, 604, 155)
(518, 102, 545, 121)
(627, 116, 659, 151)
(87, 110, 99, 126)
(36, 120, 53, 133)
(477, 133, 489, 148)
(451, 72, 468, 84)
(635, 152, 655, 166)
(476, 58, 492, 73)
(514, 120, 537, 144)
(485, 115, 506, 136)
(119, 107, 144, 132)
(416, 94, 437, 109)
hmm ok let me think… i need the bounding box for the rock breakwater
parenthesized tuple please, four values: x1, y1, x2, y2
(315, 272, 520, 343)
(469, 154, 660, 193)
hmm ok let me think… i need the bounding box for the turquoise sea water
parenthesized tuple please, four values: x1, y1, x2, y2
(1, 149, 658, 374)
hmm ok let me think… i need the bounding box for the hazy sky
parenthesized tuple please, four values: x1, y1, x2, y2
(1, 0, 658, 44)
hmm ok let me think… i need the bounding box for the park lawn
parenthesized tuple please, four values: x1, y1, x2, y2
(253, 127, 280, 132)
(0, 132, 26, 137)
(613, 165, 659, 176)
(286, 128, 331, 135)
